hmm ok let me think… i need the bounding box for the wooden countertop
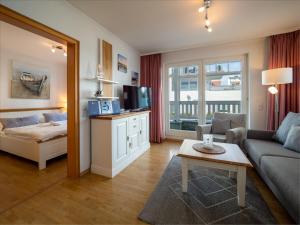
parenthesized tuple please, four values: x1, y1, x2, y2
(90, 110, 151, 120)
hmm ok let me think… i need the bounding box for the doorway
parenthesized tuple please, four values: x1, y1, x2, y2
(0, 4, 80, 177)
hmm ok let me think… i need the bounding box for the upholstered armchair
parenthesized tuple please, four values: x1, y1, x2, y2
(196, 112, 247, 146)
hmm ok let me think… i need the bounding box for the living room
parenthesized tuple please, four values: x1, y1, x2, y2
(0, 0, 299, 224)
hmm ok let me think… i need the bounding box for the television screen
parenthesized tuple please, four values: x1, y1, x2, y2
(123, 85, 151, 110)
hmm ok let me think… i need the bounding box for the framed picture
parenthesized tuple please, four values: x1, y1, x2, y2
(131, 71, 139, 86)
(117, 54, 127, 73)
(11, 61, 50, 99)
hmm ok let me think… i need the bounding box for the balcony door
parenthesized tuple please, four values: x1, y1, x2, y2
(167, 63, 201, 138)
(165, 56, 247, 139)
(203, 57, 247, 124)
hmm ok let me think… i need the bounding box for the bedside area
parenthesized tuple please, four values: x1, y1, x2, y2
(90, 111, 150, 178)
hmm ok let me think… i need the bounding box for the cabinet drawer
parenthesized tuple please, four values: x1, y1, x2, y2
(128, 116, 139, 134)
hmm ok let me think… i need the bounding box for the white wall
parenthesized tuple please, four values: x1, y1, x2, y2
(162, 39, 268, 130)
(0, 21, 67, 109)
(0, 0, 140, 172)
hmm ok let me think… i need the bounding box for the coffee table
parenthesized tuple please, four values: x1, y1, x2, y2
(177, 139, 252, 207)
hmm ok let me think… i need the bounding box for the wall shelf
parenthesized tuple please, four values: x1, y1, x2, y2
(89, 96, 119, 100)
(84, 77, 118, 84)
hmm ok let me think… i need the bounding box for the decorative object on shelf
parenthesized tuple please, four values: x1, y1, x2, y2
(117, 54, 127, 73)
(262, 67, 293, 128)
(96, 64, 104, 79)
(51, 45, 67, 57)
(192, 142, 226, 154)
(11, 61, 50, 99)
(198, 0, 212, 32)
(131, 71, 139, 86)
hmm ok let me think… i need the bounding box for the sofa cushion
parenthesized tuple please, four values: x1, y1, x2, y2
(211, 118, 231, 134)
(260, 156, 300, 221)
(244, 139, 300, 166)
(274, 112, 300, 144)
(284, 126, 300, 153)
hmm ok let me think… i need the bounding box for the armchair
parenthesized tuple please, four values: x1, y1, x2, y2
(196, 112, 246, 146)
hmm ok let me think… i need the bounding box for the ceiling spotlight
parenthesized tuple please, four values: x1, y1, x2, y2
(205, 19, 210, 26)
(198, 6, 205, 13)
(51, 46, 56, 53)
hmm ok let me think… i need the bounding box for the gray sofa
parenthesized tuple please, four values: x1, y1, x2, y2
(244, 130, 300, 223)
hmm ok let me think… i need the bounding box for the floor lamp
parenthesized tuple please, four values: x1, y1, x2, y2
(262, 68, 293, 129)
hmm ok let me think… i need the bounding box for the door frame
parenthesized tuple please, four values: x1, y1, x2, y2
(0, 4, 80, 177)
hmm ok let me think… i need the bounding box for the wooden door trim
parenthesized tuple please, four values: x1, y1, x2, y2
(0, 4, 80, 177)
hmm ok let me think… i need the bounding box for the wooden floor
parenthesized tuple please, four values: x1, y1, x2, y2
(0, 141, 294, 224)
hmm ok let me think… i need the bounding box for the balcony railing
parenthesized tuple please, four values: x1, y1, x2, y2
(169, 100, 241, 121)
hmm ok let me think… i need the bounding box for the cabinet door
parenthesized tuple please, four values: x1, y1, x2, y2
(128, 132, 139, 154)
(139, 114, 149, 146)
(115, 120, 128, 161)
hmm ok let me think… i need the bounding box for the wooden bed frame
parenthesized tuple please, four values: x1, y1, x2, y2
(0, 134, 67, 170)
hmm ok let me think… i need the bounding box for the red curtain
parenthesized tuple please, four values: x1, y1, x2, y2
(267, 30, 300, 130)
(140, 54, 163, 143)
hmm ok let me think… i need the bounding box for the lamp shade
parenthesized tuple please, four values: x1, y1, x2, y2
(262, 68, 293, 85)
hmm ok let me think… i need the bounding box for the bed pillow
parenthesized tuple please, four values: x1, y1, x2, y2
(0, 115, 40, 129)
(43, 112, 67, 122)
(283, 126, 300, 153)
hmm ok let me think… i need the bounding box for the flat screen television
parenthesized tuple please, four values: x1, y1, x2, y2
(123, 85, 151, 111)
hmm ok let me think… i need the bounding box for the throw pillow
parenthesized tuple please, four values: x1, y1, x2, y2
(284, 126, 300, 153)
(0, 115, 40, 129)
(211, 118, 231, 134)
(43, 112, 67, 122)
(274, 112, 300, 144)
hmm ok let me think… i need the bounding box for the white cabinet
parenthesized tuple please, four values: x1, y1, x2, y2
(91, 111, 150, 178)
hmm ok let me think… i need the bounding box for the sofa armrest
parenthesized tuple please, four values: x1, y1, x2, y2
(196, 124, 212, 140)
(246, 129, 276, 141)
(226, 127, 246, 145)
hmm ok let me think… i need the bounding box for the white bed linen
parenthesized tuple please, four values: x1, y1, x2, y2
(3, 121, 67, 142)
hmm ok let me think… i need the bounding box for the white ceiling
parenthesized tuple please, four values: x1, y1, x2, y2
(68, 0, 300, 54)
(1, 21, 67, 64)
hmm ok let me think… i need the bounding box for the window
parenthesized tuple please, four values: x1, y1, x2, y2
(166, 56, 247, 138)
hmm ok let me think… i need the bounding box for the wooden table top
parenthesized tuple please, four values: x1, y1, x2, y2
(177, 139, 252, 167)
(90, 110, 150, 120)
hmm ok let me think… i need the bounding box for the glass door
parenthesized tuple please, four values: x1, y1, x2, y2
(167, 64, 200, 138)
(203, 58, 246, 124)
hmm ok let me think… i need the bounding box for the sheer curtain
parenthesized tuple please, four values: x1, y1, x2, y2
(267, 30, 300, 130)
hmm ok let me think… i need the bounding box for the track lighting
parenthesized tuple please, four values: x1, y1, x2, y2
(51, 45, 67, 57)
(198, 0, 213, 32)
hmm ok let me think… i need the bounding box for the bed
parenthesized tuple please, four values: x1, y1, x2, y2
(0, 112, 67, 170)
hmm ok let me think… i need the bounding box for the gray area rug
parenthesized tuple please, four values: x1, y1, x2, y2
(138, 156, 277, 224)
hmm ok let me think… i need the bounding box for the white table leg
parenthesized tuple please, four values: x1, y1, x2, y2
(182, 158, 188, 192)
(237, 166, 246, 207)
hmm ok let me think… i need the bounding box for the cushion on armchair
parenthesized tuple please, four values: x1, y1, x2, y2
(211, 118, 231, 134)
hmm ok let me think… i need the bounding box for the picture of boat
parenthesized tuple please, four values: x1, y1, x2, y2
(20, 72, 48, 96)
